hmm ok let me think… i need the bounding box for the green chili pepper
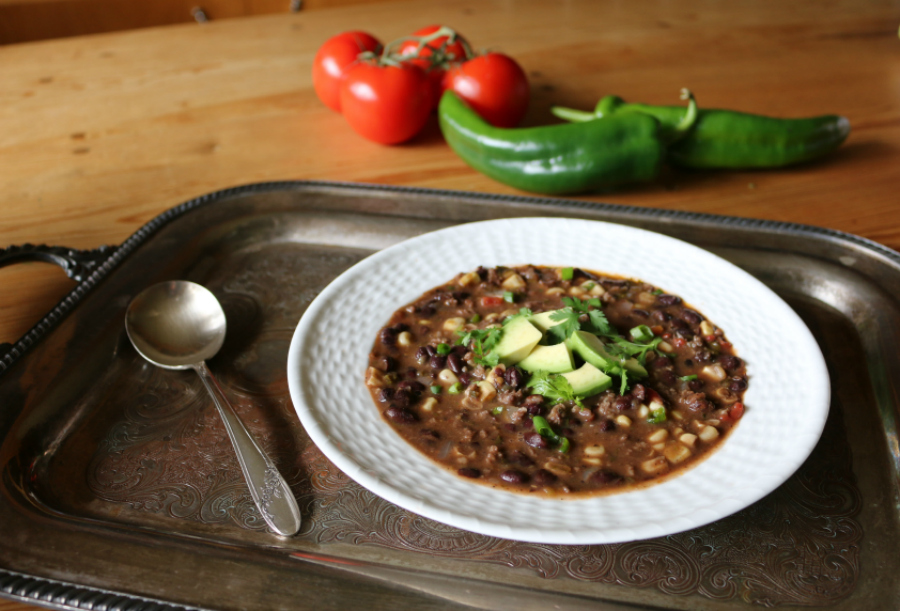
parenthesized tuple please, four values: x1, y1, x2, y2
(438, 91, 668, 195)
(553, 89, 850, 169)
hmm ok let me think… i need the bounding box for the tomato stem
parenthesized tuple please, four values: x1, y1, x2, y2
(380, 26, 473, 71)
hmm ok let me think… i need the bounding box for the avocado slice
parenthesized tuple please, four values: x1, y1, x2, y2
(561, 363, 612, 397)
(566, 330, 648, 378)
(529, 309, 563, 333)
(493, 317, 543, 365)
(517, 343, 576, 374)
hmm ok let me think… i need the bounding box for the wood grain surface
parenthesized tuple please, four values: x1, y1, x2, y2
(1, 1, 899, 608)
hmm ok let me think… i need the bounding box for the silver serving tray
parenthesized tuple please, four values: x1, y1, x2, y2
(1, 181, 898, 611)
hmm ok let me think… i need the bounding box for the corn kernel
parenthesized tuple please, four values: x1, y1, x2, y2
(397, 331, 413, 347)
(421, 397, 437, 412)
(664, 443, 692, 464)
(443, 317, 466, 332)
(699, 425, 720, 442)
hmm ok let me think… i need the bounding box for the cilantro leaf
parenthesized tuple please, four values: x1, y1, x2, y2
(526, 371, 585, 407)
(548, 308, 580, 342)
(456, 327, 503, 367)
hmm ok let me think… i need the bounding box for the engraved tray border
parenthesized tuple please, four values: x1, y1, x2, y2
(1, 180, 899, 611)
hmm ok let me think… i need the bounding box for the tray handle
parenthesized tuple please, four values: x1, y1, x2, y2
(0, 243, 116, 361)
(0, 243, 115, 282)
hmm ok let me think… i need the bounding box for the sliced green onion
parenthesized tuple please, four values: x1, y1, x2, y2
(436, 343, 452, 355)
(561, 267, 574, 280)
(448, 382, 463, 394)
(491, 406, 504, 415)
(503, 291, 515, 303)
(430, 385, 442, 394)
(558, 437, 571, 453)
(582, 282, 595, 291)
(680, 374, 698, 382)
(469, 314, 481, 324)
(648, 403, 667, 424)
(630, 325, 654, 343)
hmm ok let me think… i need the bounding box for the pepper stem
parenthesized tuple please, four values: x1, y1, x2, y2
(670, 88, 698, 142)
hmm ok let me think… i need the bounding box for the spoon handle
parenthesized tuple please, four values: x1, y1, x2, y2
(193, 361, 302, 536)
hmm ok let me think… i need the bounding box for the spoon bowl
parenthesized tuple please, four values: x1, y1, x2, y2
(125, 280, 302, 536)
(125, 281, 226, 369)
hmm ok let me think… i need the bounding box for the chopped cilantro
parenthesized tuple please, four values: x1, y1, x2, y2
(526, 371, 584, 408)
(547, 296, 611, 341)
(456, 327, 503, 367)
(532, 415, 570, 453)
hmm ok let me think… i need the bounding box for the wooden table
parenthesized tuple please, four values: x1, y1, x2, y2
(1, 1, 898, 609)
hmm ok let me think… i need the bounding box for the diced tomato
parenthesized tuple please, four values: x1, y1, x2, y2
(662, 332, 672, 339)
(729, 402, 744, 420)
(650, 325, 664, 335)
(481, 296, 504, 307)
(672, 337, 687, 348)
(704, 334, 717, 343)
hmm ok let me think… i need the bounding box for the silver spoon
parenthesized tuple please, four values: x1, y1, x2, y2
(125, 280, 301, 536)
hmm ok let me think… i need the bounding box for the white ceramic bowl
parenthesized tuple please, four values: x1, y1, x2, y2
(287, 218, 830, 544)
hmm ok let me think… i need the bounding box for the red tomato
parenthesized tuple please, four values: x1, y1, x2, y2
(312, 31, 381, 112)
(339, 62, 432, 144)
(397, 25, 469, 63)
(480, 296, 505, 307)
(402, 57, 444, 111)
(444, 53, 530, 127)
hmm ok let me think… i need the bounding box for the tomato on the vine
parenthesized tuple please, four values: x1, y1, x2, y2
(443, 53, 530, 128)
(339, 61, 432, 144)
(397, 25, 469, 63)
(312, 31, 381, 112)
(397, 25, 471, 111)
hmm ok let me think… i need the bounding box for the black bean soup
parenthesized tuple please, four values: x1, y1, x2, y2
(365, 265, 747, 497)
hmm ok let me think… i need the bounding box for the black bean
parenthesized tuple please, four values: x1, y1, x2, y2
(378, 327, 396, 346)
(589, 470, 624, 485)
(392, 323, 409, 333)
(657, 294, 682, 306)
(651, 310, 671, 323)
(377, 388, 394, 403)
(632, 384, 648, 402)
(418, 305, 435, 317)
(429, 354, 446, 370)
(458, 373, 471, 386)
(658, 370, 677, 385)
(597, 419, 616, 432)
(652, 357, 671, 369)
(424, 345, 437, 357)
(391, 389, 412, 408)
(500, 470, 529, 484)
(682, 310, 702, 325)
(614, 396, 632, 411)
(396, 380, 425, 393)
(458, 467, 481, 478)
(452, 291, 469, 301)
(524, 432, 549, 449)
(720, 355, 742, 371)
(506, 450, 534, 468)
(531, 469, 557, 486)
(505, 366, 525, 389)
(447, 353, 464, 374)
(688, 380, 704, 392)
(384, 407, 417, 424)
(730, 376, 748, 392)
(670, 318, 689, 331)
(377, 355, 395, 372)
(415, 347, 430, 363)
(632, 309, 649, 318)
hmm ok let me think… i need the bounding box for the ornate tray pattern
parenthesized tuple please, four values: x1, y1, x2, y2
(2, 181, 897, 611)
